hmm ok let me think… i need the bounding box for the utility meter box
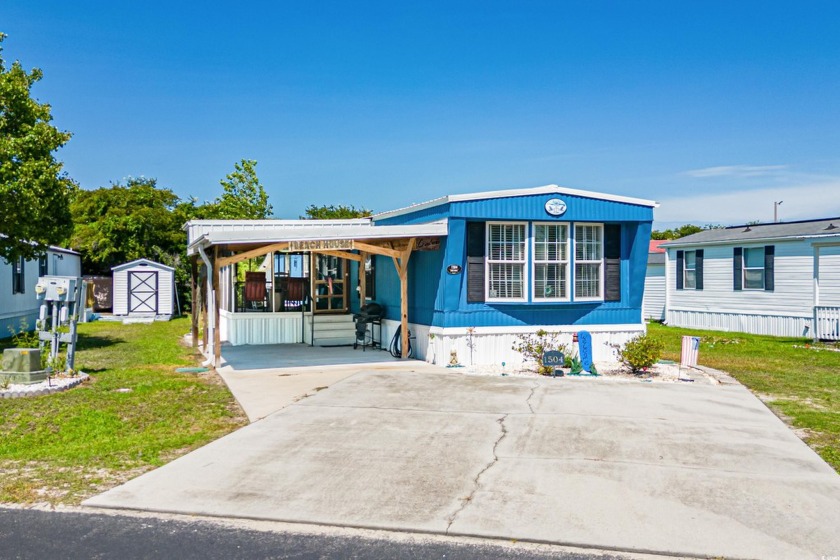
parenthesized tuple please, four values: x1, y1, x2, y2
(36, 276, 78, 302)
(2, 348, 42, 373)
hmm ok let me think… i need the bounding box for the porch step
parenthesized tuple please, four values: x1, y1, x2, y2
(307, 314, 357, 347)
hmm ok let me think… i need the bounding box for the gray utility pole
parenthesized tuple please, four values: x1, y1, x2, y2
(774, 200, 783, 222)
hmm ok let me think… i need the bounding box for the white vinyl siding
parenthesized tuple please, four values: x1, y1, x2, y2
(820, 246, 840, 307)
(0, 249, 81, 335)
(533, 223, 569, 300)
(574, 224, 603, 300)
(666, 240, 840, 337)
(486, 222, 527, 301)
(643, 263, 666, 321)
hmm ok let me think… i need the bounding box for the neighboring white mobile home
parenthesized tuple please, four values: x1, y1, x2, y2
(1, 246, 82, 336)
(663, 218, 840, 340)
(112, 259, 175, 320)
(643, 240, 666, 321)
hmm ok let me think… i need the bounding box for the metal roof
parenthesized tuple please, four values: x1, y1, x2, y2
(112, 258, 175, 273)
(647, 252, 666, 265)
(662, 217, 840, 247)
(372, 184, 659, 221)
(186, 219, 448, 255)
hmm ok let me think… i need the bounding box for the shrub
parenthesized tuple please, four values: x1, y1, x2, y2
(618, 334, 664, 373)
(8, 319, 39, 349)
(512, 330, 569, 375)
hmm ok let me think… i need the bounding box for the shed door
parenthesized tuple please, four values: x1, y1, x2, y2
(128, 271, 158, 314)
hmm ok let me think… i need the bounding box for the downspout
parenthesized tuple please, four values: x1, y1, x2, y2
(197, 244, 215, 366)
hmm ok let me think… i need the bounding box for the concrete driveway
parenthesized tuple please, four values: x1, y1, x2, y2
(85, 366, 840, 559)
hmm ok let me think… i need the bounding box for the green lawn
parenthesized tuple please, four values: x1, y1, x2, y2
(647, 323, 840, 472)
(0, 318, 247, 504)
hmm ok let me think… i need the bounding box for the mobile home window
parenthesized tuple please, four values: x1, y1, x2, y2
(12, 256, 25, 294)
(684, 251, 697, 289)
(574, 224, 603, 300)
(487, 222, 527, 300)
(39, 255, 48, 277)
(743, 247, 765, 290)
(533, 223, 569, 300)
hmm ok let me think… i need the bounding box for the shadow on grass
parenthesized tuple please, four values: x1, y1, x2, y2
(76, 334, 126, 351)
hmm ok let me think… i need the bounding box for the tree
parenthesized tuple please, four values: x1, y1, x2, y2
(0, 33, 76, 262)
(69, 178, 182, 275)
(208, 159, 273, 219)
(301, 204, 372, 219)
(651, 223, 723, 240)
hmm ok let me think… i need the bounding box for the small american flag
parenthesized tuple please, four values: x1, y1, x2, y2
(680, 336, 700, 367)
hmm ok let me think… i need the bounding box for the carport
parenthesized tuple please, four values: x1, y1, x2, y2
(185, 219, 447, 367)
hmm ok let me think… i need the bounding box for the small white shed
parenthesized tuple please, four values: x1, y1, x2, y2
(111, 259, 175, 320)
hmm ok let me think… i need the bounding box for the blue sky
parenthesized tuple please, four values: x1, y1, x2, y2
(5, 1, 840, 227)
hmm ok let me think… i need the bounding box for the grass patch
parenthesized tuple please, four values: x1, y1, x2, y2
(0, 318, 247, 504)
(647, 323, 840, 472)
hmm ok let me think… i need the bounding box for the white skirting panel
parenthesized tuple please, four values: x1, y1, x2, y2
(220, 310, 304, 345)
(666, 309, 812, 338)
(380, 320, 644, 366)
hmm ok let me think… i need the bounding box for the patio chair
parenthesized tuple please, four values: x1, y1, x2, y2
(244, 271, 267, 311)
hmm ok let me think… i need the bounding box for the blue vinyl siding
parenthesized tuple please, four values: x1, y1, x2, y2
(372, 192, 653, 329)
(374, 243, 444, 327)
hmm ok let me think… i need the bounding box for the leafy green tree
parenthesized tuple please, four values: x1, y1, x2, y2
(0, 33, 76, 262)
(69, 178, 182, 274)
(651, 223, 723, 240)
(301, 204, 372, 219)
(208, 159, 273, 219)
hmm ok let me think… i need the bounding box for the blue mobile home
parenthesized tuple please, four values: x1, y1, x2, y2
(186, 184, 657, 367)
(369, 185, 656, 364)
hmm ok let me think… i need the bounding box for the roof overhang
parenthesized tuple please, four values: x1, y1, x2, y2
(372, 184, 659, 221)
(186, 219, 448, 256)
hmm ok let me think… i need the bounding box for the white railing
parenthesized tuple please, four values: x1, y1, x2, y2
(814, 306, 840, 341)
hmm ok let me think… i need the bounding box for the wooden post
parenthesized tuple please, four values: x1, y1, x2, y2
(213, 246, 222, 367)
(190, 256, 199, 349)
(396, 239, 415, 359)
(359, 251, 367, 305)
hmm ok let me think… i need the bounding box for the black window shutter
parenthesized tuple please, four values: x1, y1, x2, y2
(604, 224, 621, 301)
(676, 250, 684, 290)
(466, 222, 485, 302)
(733, 247, 742, 291)
(695, 249, 704, 290)
(764, 245, 775, 291)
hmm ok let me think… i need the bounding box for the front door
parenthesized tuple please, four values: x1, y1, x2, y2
(312, 253, 348, 313)
(128, 270, 158, 314)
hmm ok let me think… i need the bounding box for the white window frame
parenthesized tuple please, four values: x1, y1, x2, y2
(573, 223, 604, 301)
(742, 247, 765, 290)
(486, 221, 528, 302)
(532, 222, 570, 301)
(683, 250, 697, 290)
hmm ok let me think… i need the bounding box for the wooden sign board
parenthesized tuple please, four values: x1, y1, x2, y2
(289, 239, 354, 252)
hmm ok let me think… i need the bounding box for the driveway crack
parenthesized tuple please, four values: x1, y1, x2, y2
(526, 381, 539, 414)
(445, 413, 508, 533)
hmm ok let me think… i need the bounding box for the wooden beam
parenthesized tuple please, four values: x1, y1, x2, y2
(354, 241, 402, 260)
(213, 246, 222, 368)
(312, 249, 363, 262)
(217, 242, 291, 268)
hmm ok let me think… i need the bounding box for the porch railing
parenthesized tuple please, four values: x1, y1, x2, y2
(814, 306, 840, 341)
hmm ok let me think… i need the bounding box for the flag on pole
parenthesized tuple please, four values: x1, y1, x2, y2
(680, 336, 700, 367)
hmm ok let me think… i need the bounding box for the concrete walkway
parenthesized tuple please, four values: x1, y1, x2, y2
(213, 344, 444, 421)
(85, 362, 840, 559)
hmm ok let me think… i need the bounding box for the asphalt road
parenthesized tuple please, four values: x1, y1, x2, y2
(0, 508, 632, 560)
